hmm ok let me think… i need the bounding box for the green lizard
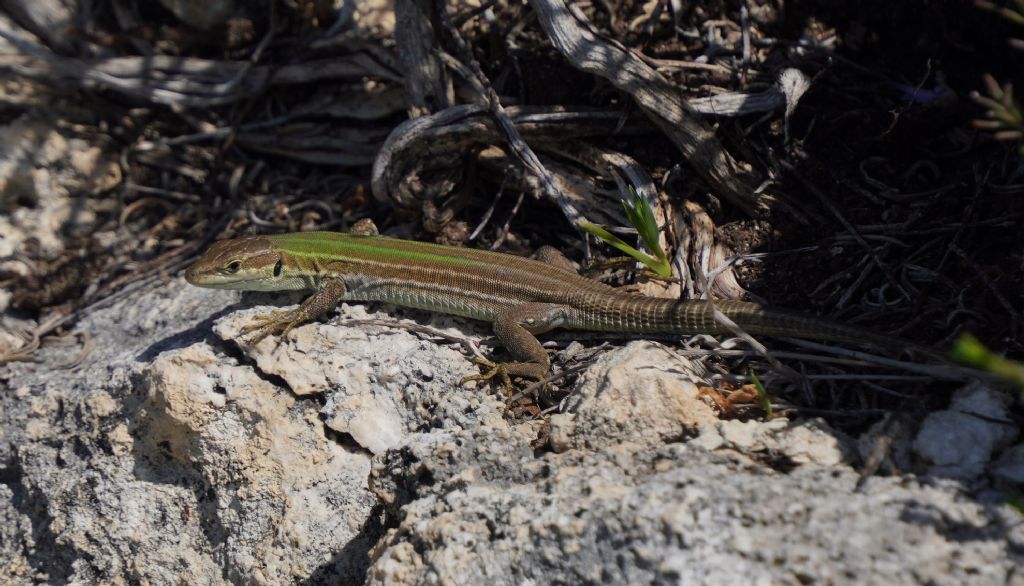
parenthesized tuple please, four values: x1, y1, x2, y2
(185, 227, 933, 381)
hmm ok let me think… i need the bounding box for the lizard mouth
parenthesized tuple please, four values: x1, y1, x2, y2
(184, 265, 245, 288)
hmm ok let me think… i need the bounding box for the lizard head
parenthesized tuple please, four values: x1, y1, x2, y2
(185, 235, 304, 291)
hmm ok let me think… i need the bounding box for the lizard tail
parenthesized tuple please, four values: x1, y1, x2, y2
(585, 295, 941, 359)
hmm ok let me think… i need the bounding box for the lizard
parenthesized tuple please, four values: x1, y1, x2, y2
(184, 226, 936, 382)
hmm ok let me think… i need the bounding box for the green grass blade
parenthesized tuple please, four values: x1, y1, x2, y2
(579, 184, 673, 278)
(618, 186, 671, 276)
(749, 370, 773, 419)
(951, 333, 1024, 392)
(579, 222, 672, 277)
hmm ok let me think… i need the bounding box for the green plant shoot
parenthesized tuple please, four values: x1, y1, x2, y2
(580, 186, 672, 278)
(749, 370, 773, 419)
(951, 333, 1024, 393)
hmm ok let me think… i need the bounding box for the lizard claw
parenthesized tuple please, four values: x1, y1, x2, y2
(461, 356, 513, 391)
(239, 309, 303, 343)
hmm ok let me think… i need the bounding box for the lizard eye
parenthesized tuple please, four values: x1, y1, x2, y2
(273, 258, 283, 277)
(226, 260, 242, 274)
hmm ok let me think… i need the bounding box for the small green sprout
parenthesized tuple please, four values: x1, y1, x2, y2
(749, 369, 773, 419)
(975, 0, 1024, 28)
(580, 186, 672, 278)
(951, 333, 1024, 393)
(971, 74, 1024, 154)
(972, 2, 1024, 151)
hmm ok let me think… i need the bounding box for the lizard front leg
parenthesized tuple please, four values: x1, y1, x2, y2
(241, 278, 348, 342)
(463, 302, 570, 384)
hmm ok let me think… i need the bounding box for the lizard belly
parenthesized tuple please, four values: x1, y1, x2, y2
(343, 282, 511, 322)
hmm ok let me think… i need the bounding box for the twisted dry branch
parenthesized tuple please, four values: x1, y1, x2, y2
(529, 0, 770, 217)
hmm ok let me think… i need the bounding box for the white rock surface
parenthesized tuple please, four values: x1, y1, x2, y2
(693, 417, 855, 466)
(2, 282, 1022, 584)
(549, 340, 718, 451)
(368, 438, 1023, 586)
(214, 303, 480, 455)
(138, 344, 376, 582)
(0, 286, 384, 584)
(0, 114, 120, 263)
(913, 383, 1018, 480)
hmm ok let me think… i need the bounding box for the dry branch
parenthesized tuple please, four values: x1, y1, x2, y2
(371, 104, 652, 212)
(529, 0, 769, 217)
(474, 142, 651, 229)
(435, 3, 589, 231)
(239, 124, 391, 166)
(0, 0, 75, 54)
(370, 73, 794, 215)
(395, 0, 453, 115)
(0, 45, 401, 107)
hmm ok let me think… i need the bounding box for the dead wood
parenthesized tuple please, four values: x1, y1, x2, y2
(370, 71, 794, 224)
(395, 0, 453, 116)
(0, 51, 401, 107)
(0, 0, 76, 54)
(473, 141, 653, 230)
(371, 104, 652, 212)
(529, 0, 769, 218)
(239, 124, 391, 167)
(435, 5, 588, 231)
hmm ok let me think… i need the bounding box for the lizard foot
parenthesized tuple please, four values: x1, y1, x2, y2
(461, 356, 513, 391)
(239, 308, 304, 343)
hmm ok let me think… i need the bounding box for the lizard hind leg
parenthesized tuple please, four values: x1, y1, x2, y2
(461, 302, 570, 385)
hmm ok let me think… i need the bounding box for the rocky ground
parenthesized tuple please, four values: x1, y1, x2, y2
(1, 256, 1022, 583)
(2, 1, 1023, 584)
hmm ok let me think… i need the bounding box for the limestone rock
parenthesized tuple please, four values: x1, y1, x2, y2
(549, 340, 719, 451)
(913, 383, 1018, 480)
(3, 280, 1022, 584)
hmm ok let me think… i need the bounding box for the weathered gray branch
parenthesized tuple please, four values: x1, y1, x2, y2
(371, 104, 653, 210)
(394, 0, 453, 116)
(0, 0, 76, 54)
(529, 0, 768, 217)
(0, 49, 401, 107)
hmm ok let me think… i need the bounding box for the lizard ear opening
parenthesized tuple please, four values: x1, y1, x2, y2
(273, 258, 283, 277)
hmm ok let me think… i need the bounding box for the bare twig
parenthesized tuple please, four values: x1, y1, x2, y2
(435, 3, 589, 230)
